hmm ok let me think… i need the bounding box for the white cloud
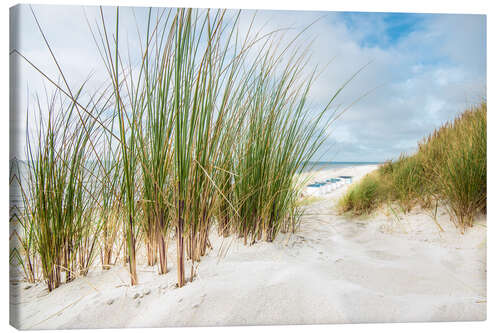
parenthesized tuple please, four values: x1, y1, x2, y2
(10, 5, 486, 162)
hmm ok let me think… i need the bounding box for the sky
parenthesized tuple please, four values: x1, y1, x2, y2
(10, 4, 486, 162)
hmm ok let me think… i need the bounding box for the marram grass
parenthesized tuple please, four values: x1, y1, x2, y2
(11, 6, 354, 290)
(338, 102, 487, 231)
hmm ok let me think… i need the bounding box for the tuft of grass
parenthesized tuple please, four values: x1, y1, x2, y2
(429, 103, 487, 229)
(17, 88, 105, 290)
(337, 173, 385, 216)
(338, 102, 487, 230)
(390, 155, 425, 213)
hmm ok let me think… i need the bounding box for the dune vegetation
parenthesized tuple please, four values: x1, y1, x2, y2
(10, 7, 356, 291)
(338, 102, 487, 231)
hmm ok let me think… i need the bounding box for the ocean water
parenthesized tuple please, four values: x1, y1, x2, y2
(301, 161, 380, 173)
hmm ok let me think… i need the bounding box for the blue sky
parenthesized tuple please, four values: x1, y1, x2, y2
(10, 5, 486, 162)
(338, 12, 424, 48)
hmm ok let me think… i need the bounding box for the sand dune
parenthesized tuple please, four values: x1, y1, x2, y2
(9, 165, 486, 329)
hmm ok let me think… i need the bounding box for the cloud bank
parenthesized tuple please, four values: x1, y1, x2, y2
(10, 5, 486, 162)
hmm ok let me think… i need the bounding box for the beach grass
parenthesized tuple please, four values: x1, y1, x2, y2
(11, 6, 353, 290)
(14, 87, 107, 291)
(338, 102, 487, 230)
(337, 172, 386, 216)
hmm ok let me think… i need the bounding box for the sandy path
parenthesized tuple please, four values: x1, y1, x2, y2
(9, 165, 486, 329)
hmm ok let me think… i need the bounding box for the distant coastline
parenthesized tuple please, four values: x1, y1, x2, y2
(302, 161, 381, 173)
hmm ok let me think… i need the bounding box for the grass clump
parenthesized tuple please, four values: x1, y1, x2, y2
(424, 103, 487, 228)
(13, 90, 105, 291)
(337, 173, 386, 216)
(10, 7, 356, 290)
(338, 102, 487, 230)
(390, 155, 426, 213)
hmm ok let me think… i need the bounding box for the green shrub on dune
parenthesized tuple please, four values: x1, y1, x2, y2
(338, 102, 487, 230)
(338, 173, 385, 215)
(431, 104, 487, 228)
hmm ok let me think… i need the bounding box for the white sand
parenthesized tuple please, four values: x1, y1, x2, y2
(9, 164, 486, 329)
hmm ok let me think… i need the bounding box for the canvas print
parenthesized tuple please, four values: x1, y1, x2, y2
(9, 3, 486, 329)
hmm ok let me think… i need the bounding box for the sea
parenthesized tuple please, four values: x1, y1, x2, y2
(301, 161, 381, 173)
